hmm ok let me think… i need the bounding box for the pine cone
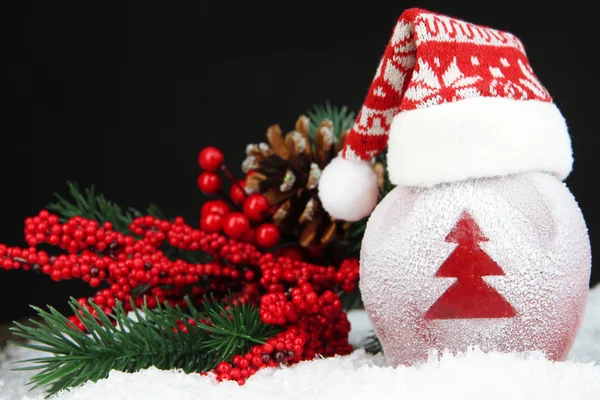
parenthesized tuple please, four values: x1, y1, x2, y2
(243, 115, 384, 248)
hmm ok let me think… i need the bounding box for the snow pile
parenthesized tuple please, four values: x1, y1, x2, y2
(0, 342, 47, 400)
(0, 284, 598, 400)
(20, 349, 599, 400)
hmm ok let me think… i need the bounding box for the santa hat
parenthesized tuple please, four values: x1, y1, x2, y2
(318, 8, 572, 221)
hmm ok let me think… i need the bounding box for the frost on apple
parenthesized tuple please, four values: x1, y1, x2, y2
(360, 172, 591, 366)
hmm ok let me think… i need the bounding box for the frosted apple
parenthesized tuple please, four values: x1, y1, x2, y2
(359, 172, 591, 365)
(315, 9, 591, 366)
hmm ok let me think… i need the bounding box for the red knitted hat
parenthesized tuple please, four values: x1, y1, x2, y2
(318, 8, 572, 221)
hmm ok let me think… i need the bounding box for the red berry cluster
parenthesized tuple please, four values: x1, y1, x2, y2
(4, 211, 264, 322)
(213, 327, 307, 384)
(0, 145, 361, 385)
(258, 255, 359, 294)
(260, 284, 341, 324)
(197, 147, 280, 249)
(1, 207, 359, 383)
(212, 266, 355, 383)
(213, 291, 352, 384)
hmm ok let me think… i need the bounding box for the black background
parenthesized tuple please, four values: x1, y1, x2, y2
(2, 1, 598, 322)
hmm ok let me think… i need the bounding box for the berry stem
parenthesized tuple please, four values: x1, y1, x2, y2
(221, 165, 246, 193)
(217, 189, 243, 212)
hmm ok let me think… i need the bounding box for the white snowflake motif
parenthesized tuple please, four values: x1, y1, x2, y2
(517, 59, 550, 100)
(487, 57, 550, 101)
(489, 78, 528, 100)
(404, 57, 482, 107)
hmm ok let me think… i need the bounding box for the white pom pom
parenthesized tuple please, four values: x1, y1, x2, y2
(318, 157, 379, 221)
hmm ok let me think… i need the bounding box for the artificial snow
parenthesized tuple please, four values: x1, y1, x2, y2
(12, 349, 600, 400)
(0, 284, 598, 400)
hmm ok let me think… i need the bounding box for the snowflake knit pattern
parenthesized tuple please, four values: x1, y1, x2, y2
(342, 8, 550, 162)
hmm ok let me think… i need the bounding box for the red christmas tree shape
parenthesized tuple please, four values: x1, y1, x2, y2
(425, 211, 517, 320)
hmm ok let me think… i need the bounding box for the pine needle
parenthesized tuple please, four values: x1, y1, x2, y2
(45, 181, 156, 235)
(306, 102, 356, 139)
(9, 297, 280, 396)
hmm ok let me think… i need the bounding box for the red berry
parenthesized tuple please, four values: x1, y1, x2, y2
(216, 361, 231, 374)
(223, 213, 250, 238)
(229, 368, 241, 380)
(50, 270, 62, 281)
(230, 181, 247, 204)
(198, 147, 224, 172)
(243, 194, 271, 222)
(197, 172, 222, 194)
(262, 343, 274, 353)
(200, 213, 224, 232)
(201, 200, 230, 217)
(255, 223, 280, 248)
(251, 356, 263, 367)
(218, 373, 230, 381)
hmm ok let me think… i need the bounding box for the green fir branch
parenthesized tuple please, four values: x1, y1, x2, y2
(45, 181, 208, 263)
(306, 102, 356, 139)
(11, 298, 278, 395)
(10, 297, 280, 396)
(46, 181, 160, 235)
